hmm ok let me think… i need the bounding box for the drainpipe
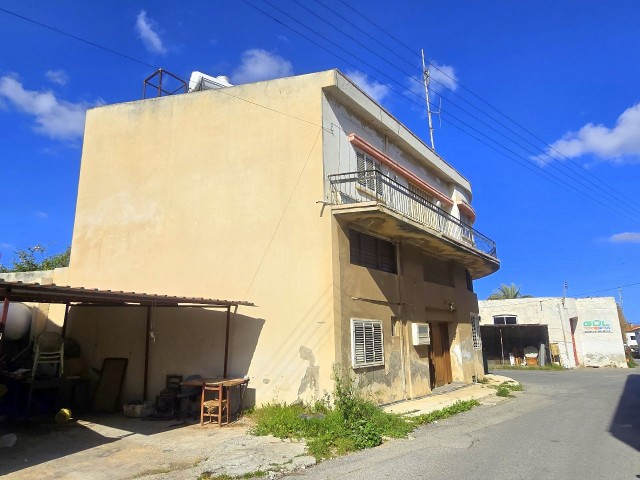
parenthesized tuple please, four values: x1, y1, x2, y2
(395, 241, 407, 398)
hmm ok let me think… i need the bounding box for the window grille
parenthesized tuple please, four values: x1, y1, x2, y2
(471, 313, 482, 349)
(351, 319, 384, 368)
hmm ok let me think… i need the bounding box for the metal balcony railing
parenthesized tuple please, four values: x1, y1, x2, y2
(329, 170, 497, 259)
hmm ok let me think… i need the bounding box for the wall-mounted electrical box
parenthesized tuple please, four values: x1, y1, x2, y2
(412, 323, 430, 346)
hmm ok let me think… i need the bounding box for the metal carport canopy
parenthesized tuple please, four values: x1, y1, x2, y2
(0, 279, 254, 400)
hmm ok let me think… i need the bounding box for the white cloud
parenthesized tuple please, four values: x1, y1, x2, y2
(45, 69, 69, 86)
(135, 10, 167, 55)
(536, 103, 640, 165)
(0, 75, 98, 141)
(429, 63, 458, 94)
(231, 49, 293, 84)
(35, 211, 48, 219)
(406, 62, 459, 107)
(609, 232, 640, 243)
(345, 70, 390, 104)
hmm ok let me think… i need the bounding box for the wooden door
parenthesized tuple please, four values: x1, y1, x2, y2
(430, 322, 453, 388)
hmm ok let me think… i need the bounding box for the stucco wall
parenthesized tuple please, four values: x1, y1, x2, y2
(321, 92, 459, 216)
(69, 71, 338, 404)
(333, 221, 482, 404)
(575, 297, 626, 368)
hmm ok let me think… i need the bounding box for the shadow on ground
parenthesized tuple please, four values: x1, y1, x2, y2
(609, 373, 640, 451)
(0, 414, 188, 476)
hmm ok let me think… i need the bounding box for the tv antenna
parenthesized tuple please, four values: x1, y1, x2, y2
(421, 49, 441, 151)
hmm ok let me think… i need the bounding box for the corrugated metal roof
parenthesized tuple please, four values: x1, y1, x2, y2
(0, 279, 253, 307)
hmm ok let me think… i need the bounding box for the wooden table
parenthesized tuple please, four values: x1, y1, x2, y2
(180, 377, 249, 425)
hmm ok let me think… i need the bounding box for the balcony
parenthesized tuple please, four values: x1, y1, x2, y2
(329, 170, 499, 278)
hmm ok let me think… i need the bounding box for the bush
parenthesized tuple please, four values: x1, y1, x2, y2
(249, 367, 479, 460)
(496, 386, 512, 397)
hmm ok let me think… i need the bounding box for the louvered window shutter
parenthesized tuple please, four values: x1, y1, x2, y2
(352, 319, 384, 368)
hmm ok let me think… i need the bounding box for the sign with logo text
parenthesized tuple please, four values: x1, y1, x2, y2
(582, 320, 611, 334)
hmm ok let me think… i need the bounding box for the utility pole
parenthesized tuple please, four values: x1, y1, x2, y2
(562, 281, 568, 307)
(421, 49, 436, 151)
(618, 286, 623, 309)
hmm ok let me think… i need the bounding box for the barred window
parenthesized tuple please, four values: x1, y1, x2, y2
(471, 313, 482, 349)
(351, 319, 384, 368)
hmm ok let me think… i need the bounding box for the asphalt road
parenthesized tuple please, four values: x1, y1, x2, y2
(296, 368, 640, 480)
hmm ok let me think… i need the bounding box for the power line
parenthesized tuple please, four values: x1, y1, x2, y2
(0, 7, 158, 69)
(246, 0, 640, 227)
(333, 0, 640, 212)
(289, 0, 640, 217)
(479, 281, 640, 310)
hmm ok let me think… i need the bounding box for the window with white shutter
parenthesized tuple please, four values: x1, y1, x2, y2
(356, 149, 381, 193)
(351, 319, 384, 368)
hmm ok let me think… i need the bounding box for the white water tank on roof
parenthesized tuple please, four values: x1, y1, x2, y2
(3, 302, 32, 340)
(188, 71, 233, 92)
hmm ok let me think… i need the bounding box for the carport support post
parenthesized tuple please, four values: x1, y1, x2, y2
(499, 328, 505, 366)
(143, 306, 151, 401)
(0, 291, 10, 351)
(224, 306, 231, 378)
(60, 303, 70, 338)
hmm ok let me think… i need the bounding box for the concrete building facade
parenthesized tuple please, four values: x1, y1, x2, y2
(62, 69, 499, 405)
(478, 297, 627, 368)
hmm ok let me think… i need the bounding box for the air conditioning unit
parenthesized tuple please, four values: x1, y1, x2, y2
(412, 323, 430, 346)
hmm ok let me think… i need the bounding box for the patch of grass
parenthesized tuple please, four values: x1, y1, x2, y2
(408, 399, 480, 426)
(250, 367, 481, 461)
(501, 381, 524, 392)
(627, 358, 637, 368)
(198, 471, 266, 480)
(496, 386, 512, 397)
(490, 381, 523, 397)
(492, 363, 563, 371)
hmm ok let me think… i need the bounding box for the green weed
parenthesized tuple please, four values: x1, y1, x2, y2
(198, 471, 266, 480)
(496, 386, 512, 397)
(249, 367, 479, 461)
(492, 364, 563, 371)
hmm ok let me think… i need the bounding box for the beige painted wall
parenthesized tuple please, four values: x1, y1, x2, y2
(333, 220, 482, 404)
(69, 71, 338, 404)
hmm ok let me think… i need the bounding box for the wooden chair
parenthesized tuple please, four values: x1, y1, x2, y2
(200, 382, 229, 426)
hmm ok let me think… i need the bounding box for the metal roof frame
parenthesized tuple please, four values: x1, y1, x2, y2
(0, 280, 253, 307)
(0, 280, 254, 400)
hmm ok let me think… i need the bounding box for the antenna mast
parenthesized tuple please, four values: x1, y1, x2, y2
(422, 49, 436, 151)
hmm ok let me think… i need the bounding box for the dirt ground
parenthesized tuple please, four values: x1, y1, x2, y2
(0, 414, 315, 480)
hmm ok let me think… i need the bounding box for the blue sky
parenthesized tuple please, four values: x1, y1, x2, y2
(1, 1, 639, 322)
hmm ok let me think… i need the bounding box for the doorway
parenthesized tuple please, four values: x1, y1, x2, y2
(429, 322, 453, 388)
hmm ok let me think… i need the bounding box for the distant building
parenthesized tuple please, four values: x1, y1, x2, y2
(478, 297, 626, 368)
(625, 325, 639, 357)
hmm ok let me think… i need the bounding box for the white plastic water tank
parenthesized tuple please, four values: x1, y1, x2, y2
(188, 71, 233, 92)
(3, 302, 32, 340)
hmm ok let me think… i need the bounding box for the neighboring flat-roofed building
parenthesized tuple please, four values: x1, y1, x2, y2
(478, 297, 627, 369)
(66, 69, 499, 405)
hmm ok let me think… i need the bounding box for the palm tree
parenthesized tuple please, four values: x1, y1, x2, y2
(487, 283, 533, 300)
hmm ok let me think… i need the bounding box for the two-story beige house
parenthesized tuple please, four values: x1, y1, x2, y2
(65, 69, 499, 405)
